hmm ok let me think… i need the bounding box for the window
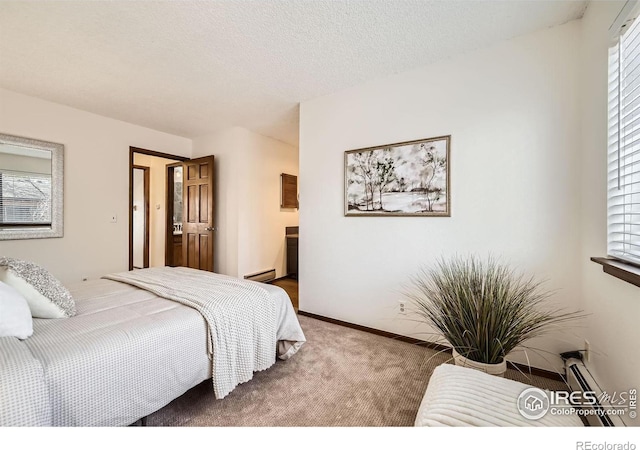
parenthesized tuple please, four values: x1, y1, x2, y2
(608, 10, 640, 267)
(0, 170, 52, 225)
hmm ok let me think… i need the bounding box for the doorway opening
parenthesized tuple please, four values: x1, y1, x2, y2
(129, 148, 217, 273)
(129, 147, 188, 271)
(166, 163, 183, 267)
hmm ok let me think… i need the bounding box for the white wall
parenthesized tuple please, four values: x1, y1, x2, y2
(580, 1, 639, 426)
(0, 88, 192, 284)
(236, 128, 299, 279)
(299, 21, 583, 371)
(192, 127, 242, 276)
(133, 153, 180, 268)
(193, 126, 299, 279)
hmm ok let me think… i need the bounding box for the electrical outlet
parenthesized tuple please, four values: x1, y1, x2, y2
(398, 300, 407, 315)
(584, 339, 590, 362)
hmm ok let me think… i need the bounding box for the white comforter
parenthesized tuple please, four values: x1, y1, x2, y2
(104, 267, 305, 399)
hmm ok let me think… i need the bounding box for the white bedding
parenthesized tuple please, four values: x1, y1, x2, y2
(103, 267, 305, 399)
(0, 269, 305, 426)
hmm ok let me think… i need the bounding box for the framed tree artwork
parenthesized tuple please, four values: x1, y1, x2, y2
(344, 135, 450, 216)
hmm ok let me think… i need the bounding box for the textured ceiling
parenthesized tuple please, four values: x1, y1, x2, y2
(0, 1, 587, 146)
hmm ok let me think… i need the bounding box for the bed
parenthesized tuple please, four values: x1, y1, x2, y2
(0, 266, 305, 427)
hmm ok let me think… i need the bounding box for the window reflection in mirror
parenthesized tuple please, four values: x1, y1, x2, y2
(0, 133, 63, 240)
(0, 144, 52, 226)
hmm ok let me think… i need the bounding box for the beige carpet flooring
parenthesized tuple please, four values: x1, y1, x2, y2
(146, 315, 567, 427)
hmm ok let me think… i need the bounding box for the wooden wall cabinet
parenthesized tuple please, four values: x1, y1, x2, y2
(281, 174, 298, 209)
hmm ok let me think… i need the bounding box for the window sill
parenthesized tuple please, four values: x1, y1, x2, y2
(591, 257, 640, 288)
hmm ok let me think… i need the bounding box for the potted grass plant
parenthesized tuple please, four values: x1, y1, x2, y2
(405, 255, 583, 377)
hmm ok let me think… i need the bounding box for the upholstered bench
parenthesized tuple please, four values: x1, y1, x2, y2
(415, 364, 583, 426)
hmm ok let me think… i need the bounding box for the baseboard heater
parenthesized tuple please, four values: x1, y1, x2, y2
(561, 352, 626, 427)
(244, 269, 276, 283)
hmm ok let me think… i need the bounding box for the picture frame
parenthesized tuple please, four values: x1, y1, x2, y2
(344, 135, 450, 217)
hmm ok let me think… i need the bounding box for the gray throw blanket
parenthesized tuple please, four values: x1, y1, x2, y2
(103, 266, 277, 399)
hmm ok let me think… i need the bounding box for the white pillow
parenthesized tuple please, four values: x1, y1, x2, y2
(0, 280, 33, 339)
(0, 258, 76, 319)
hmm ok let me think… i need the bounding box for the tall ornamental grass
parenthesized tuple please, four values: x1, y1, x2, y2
(406, 255, 583, 365)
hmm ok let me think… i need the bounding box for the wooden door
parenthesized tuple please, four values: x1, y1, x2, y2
(182, 156, 215, 271)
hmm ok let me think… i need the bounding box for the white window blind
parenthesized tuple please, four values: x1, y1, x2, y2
(608, 12, 640, 266)
(0, 170, 52, 225)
